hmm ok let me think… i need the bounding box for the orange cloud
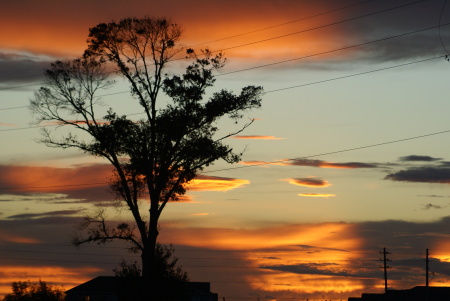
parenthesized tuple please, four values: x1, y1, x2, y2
(0, 123, 16, 127)
(239, 160, 289, 166)
(187, 175, 249, 192)
(299, 193, 336, 197)
(232, 135, 285, 140)
(161, 222, 358, 251)
(160, 222, 363, 298)
(0, 164, 111, 193)
(0, 1, 346, 63)
(282, 177, 331, 187)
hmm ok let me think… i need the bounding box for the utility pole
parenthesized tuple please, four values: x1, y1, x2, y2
(426, 248, 429, 287)
(380, 247, 391, 294)
(426, 249, 430, 301)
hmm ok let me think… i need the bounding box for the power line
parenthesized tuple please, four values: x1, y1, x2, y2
(217, 24, 449, 77)
(1, 19, 446, 113)
(216, 0, 425, 53)
(206, 124, 450, 173)
(0, 105, 28, 111)
(0, 52, 444, 132)
(0, 0, 425, 91)
(191, 0, 374, 47)
(439, 0, 450, 56)
(1, 127, 449, 190)
(264, 55, 444, 94)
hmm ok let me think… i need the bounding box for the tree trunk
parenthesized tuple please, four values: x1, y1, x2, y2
(143, 205, 160, 300)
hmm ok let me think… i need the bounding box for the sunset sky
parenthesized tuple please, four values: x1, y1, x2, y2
(2, 0, 450, 300)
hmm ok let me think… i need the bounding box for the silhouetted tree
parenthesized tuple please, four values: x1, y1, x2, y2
(30, 17, 263, 298)
(2, 280, 64, 301)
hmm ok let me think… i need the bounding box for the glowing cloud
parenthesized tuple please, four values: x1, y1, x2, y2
(187, 175, 249, 191)
(282, 177, 331, 188)
(299, 193, 336, 197)
(232, 135, 285, 140)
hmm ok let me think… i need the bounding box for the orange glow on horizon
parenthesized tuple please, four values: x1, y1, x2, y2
(0, 266, 102, 297)
(246, 272, 367, 296)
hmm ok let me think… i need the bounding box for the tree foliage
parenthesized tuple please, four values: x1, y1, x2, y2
(2, 280, 64, 301)
(30, 16, 263, 286)
(113, 244, 188, 301)
(113, 244, 187, 281)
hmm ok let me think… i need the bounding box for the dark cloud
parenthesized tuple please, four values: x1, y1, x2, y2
(289, 158, 378, 169)
(0, 52, 53, 86)
(399, 155, 442, 162)
(0, 193, 70, 202)
(385, 167, 450, 184)
(259, 263, 379, 279)
(358, 32, 445, 63)
(7, 209, 84, 220)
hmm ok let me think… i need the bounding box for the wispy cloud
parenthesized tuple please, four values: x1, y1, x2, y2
(7, 209, 84, 220)
(422, 203, 446, 210)
(289, 159, 378, 169)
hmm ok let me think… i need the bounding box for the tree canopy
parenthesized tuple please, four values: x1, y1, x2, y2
(30, 16, 263, 294)
(2, 280, 65, 301)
